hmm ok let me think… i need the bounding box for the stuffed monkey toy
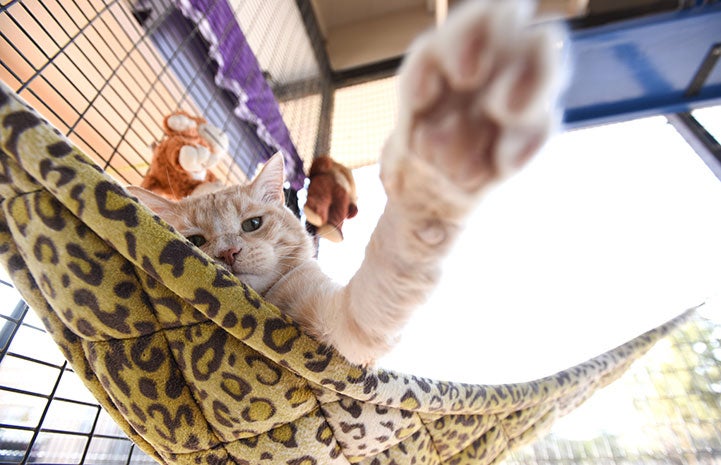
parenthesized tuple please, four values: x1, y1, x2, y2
(304, 156, 358, 242)
(141, 111, 228, 199)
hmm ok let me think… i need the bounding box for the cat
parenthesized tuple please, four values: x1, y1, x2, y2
(127, 0, 565, 366)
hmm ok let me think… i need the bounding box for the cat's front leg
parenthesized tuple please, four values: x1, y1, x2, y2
(383, 0, 566, 228)
(333, 0, 566, 366)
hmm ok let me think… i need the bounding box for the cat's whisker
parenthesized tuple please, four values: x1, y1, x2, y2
(315, 225, 341, 239)
(163, 167, 177, 199)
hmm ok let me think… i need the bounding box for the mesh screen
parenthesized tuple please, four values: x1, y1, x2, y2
(330, 76, 398, 170)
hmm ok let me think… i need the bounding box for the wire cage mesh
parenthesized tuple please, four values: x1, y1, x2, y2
(1, 0, 721, 464)
(0, 0, 329, 462)
(0, 0, 328, 187)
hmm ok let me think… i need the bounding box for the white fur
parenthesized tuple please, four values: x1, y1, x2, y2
(166, 114, 197, 132)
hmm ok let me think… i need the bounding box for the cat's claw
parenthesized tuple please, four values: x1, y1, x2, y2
(383, 0, 566, 202)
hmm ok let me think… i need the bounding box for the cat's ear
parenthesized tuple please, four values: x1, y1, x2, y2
(251, 153, 285, 204)
(126, 186, 181, 224)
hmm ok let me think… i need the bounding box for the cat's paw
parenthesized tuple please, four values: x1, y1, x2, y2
(384, 0, 566, 201)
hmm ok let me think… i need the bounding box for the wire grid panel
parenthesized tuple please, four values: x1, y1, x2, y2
(505, 304, 721, 465)
(0, 266, 157, 464)
(0, 0, 325, 187)
(0, 0, 326, 462)
(330, 76, 399, 170)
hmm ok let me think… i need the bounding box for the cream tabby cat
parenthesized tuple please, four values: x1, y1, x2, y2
(128, 0, 565, 365)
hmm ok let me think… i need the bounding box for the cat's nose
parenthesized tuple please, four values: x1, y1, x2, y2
(219, 247, 240, 265)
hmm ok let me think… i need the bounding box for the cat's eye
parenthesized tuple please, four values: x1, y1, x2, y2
(241, 216, 262, 232)
(187, 234, 207, 247)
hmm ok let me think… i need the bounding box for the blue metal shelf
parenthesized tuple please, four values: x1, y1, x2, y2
(564, 2, 721, 128)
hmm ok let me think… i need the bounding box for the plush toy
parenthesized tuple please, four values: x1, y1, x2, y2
(141, 111, 228, 199)
(304, 156, 358, 242)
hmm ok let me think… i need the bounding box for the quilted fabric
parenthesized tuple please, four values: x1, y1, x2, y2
(0, 81, 692, 465)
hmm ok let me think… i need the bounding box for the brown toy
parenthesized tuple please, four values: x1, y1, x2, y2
(141, 111, 228, 199)
(304, 156, 358, 242)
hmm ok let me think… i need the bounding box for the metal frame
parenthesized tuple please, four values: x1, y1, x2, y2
(294, 0, 334, 157)
(668, 112, 721, 180)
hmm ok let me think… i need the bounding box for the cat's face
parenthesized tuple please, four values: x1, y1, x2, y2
(128, 154, 313, 294)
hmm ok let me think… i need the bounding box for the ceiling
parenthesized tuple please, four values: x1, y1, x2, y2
(308, 0, 683, 72)
(310, 0, 436, 71)
(309, 0, 593, 71)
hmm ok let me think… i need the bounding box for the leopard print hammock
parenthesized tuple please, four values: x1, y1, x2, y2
(0, 81, 693, 465)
